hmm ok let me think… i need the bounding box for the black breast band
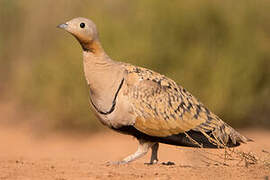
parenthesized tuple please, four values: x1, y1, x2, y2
(89, 78, 124, 115)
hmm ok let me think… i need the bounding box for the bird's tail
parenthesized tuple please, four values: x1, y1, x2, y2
(198, 122, 252, 148)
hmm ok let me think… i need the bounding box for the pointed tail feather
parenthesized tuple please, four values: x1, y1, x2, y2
(209, 123, 252, 147)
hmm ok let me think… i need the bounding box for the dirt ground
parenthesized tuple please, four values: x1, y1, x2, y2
(0, 126, 269, 180)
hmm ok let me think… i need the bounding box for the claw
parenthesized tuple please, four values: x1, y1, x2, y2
(145, 159, 158, 165)
(144, 158, 159, 165)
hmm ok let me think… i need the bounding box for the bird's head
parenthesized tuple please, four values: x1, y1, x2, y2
(57, 17, 100, 53)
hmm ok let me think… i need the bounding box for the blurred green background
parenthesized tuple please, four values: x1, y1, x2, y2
(0, 0, 269, 133)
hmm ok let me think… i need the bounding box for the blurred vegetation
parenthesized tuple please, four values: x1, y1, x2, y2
(0, 0, 269, 132)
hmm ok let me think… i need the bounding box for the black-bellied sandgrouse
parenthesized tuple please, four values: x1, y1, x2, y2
(57, 17, 251, 164)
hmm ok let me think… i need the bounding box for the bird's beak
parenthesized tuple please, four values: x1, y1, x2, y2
(57, 23, 68, 29)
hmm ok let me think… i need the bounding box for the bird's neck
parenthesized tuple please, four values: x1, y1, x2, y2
(82, 45, 124, 112)
(80, 40, 104, 56)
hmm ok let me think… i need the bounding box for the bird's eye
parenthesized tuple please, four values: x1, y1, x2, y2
(80, 23, 85, 28)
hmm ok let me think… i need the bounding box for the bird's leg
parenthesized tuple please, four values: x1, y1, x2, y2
(149, 143, 159, 164)
(112, 139, 154, 165)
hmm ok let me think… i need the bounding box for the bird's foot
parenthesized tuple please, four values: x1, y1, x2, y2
(144, 159, 158, 165)
(105, 160, 128, 166)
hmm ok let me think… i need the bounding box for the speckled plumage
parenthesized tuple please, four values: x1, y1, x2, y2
(121, 64, 248, 146)
(58, 17, 251, 164)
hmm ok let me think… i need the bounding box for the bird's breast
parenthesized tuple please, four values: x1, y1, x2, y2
(89, 84, 136, 129)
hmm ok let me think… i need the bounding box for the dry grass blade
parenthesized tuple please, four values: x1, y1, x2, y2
(183, 131, 264, 168)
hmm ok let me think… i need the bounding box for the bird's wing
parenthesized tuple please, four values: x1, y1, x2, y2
(122, 64, 248, 145)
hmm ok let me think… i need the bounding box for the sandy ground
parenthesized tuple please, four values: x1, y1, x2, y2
(0, 126, 269, 180)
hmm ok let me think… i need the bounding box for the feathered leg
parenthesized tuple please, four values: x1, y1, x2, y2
(110, 139, 154, 164)
(149, 143, 159, 164)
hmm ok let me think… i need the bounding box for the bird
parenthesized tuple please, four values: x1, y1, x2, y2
(57, 17, 251, 165)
